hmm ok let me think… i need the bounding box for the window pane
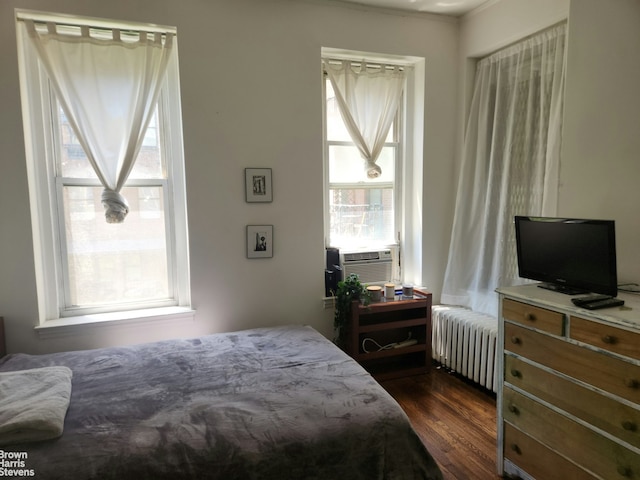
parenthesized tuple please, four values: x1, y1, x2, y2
(329, 187, 394, 247)
(325, 79, 393, 142)
(132, 110, 164, 179)
(63, 185, 169, 307)
(139, 186, 162, 219)
(329, 145, 395, 183)
(57, 104, 163, 179)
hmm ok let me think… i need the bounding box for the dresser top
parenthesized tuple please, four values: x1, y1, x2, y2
(497, 283, 640, 331)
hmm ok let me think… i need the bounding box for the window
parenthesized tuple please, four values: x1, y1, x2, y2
(323, 60, 404, 251)
(16, 11, 190, 323)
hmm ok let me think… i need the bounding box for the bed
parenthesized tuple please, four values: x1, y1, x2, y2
(0, 324, 443, 479)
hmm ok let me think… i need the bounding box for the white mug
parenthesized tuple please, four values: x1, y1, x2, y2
(384, 283, 395, 299)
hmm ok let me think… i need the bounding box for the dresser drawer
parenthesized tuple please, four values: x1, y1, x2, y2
(503, 387, 640, 480)
(504, 423, 596, 480)
(570, 316, 640, 361)
(505, 355, 640, 449)
(505, 322, 640, 404)
(502, 298, 564, 335)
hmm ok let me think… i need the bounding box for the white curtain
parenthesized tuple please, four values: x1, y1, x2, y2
(323, 59, 405, 178)
(23, 20, 174, 223)
(441, 24, 567, 317)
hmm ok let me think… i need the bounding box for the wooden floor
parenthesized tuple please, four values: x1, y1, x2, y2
(380, 364, 501, 480)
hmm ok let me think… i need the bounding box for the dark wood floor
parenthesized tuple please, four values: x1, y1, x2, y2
(380, 364, 501, 480)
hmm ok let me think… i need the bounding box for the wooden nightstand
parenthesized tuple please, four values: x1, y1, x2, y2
(345, 290, 432, 380)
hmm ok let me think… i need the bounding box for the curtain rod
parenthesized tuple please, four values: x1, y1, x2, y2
(16, 9, 176, 35)
(323, 57, 411, 71)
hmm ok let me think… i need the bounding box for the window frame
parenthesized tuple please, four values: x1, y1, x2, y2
(16, 11, 191, 326)
(322, 55, 406, 252)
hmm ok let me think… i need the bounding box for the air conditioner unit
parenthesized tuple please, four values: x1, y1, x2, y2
(339, 248, 398, 285)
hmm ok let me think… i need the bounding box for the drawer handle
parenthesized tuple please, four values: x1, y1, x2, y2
(524, 312, 536, 322)
(622, 421, 637, 432)
(617, 465, 632, 477)
(626, 379, 640, 389)
(602, 334, 617, 344)
(510, 369, 522, 379)
(510, 336, 521, 345)
(510, 443, 521, 455)
(508, 404, 520, 415)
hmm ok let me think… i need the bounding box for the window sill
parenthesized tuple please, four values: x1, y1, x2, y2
(35, 306, 196, 339)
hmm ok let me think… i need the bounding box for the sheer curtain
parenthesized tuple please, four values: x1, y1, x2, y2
(323, 59, 405, 178)
(441, 24, 567, 317)
(23, 19, 174, 223)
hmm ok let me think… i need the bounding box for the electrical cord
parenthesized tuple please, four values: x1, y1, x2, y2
(362, 332, 412, 353)
(618, 283, 640, 295)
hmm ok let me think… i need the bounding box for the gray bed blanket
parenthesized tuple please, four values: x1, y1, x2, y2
(0, 325, 442, 479)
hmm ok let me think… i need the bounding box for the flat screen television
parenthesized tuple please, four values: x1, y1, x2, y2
(514, 216, 618, 297)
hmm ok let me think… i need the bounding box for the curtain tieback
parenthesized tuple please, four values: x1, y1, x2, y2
(101, 189, 130, 224)
(365, 159, 382, 179)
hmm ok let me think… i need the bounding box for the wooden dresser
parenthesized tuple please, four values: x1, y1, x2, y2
(496, 284, 640, 479)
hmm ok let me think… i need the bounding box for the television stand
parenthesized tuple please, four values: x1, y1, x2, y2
(537, 283, 587, 295)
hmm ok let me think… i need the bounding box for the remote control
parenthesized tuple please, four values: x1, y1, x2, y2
(571, 294, 612, 307)
(581, 298, 625, 310)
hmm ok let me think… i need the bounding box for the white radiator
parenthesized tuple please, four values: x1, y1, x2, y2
(432, 305, 498, 392)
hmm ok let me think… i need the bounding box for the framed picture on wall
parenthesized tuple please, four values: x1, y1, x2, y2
(246, 225, 273, 259)
(245, 168, 273, 203)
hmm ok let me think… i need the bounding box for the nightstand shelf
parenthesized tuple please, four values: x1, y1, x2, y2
(354, 343, 425, 361)
(358, 317, 426, 333)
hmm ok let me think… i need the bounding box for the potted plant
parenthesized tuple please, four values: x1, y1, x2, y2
(333, 273, 369, 349)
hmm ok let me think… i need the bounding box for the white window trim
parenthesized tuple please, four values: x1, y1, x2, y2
(323, 69, 403, 251)
(34, 306, 195, 339)
(321, 48, 425, 286)
(16, 10, 192, 328)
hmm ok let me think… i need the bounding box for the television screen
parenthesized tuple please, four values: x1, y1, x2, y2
(514, 216, 618, 297)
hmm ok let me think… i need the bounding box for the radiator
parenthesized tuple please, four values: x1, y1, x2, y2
(432, 305, 498, 392)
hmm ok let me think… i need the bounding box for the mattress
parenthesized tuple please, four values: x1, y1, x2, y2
(0, 324, 442, 479)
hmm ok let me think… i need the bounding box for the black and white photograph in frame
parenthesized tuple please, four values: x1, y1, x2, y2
(245, 168, 272, 203)
(246, 225, 273, 258)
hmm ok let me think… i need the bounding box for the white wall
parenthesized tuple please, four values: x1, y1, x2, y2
(0, 0, 459, 353)
(560, 0, 640, 286)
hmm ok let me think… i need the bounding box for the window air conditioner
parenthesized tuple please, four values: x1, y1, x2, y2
(339, 248, 397, 285)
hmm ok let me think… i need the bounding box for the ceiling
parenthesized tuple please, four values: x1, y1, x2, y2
(327, 0, 491, 16)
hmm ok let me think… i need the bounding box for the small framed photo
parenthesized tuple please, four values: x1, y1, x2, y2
(245, 168, 273, 203)
(246, 225, 273, 259)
